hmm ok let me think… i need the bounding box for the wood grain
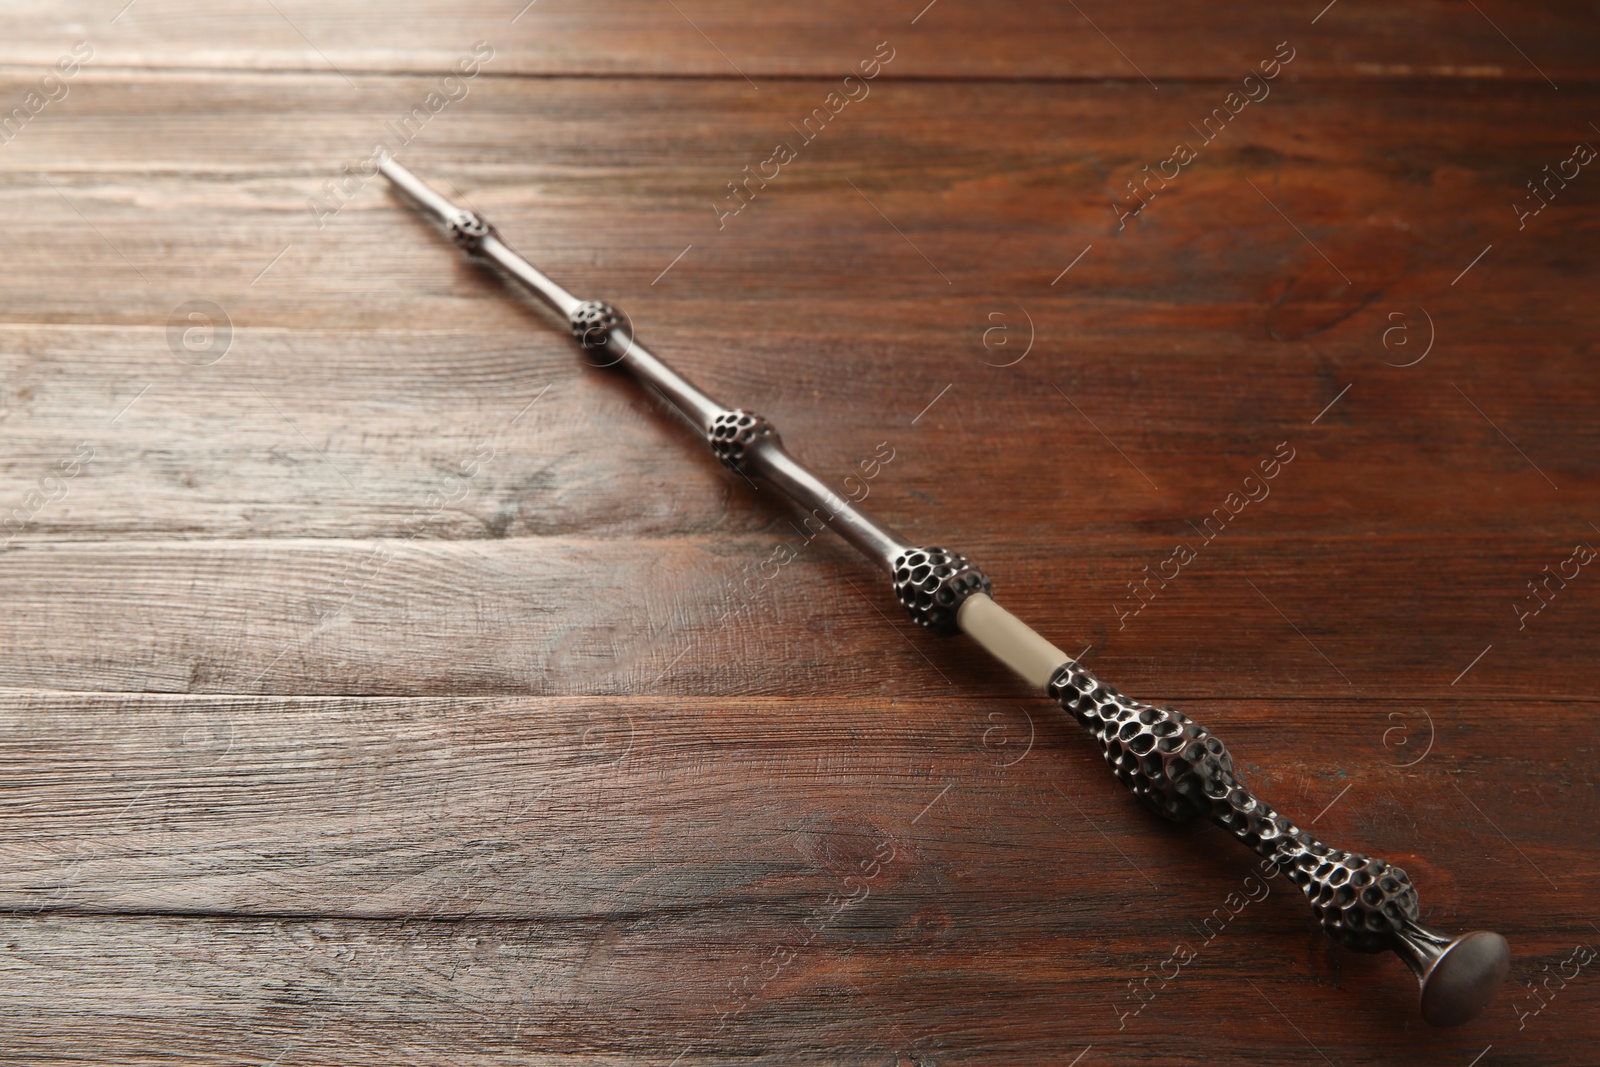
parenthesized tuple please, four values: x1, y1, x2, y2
(1, 75, 1594, 545)
(4, 692, 1588, 920)
(0, 0, 1593, 81)
(0, 2, 1596, 1063)
(0, 691, 1593, 1063)
(0, 533, 1595, 700)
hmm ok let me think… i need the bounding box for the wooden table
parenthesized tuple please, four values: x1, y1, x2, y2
(1, 2, 1595, 1063)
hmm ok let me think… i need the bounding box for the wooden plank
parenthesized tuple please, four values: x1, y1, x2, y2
(3, 77, 1594, 305)
(3, 691, 1587, 919)
(2, 912, 1597, 1066)
(1, 321, 1593, 543)
(0, 532, 1594, 698)
(0, 691, 1592, 1063)
(3, 908, 1587, 1067)
(0, 0, 1592, 81)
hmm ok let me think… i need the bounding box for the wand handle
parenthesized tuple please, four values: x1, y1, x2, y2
(380, 160, 1509, 1025)
(1047, 657, 1510, 1026)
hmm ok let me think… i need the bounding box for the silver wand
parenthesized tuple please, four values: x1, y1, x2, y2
(380, 159, 1510, 1027)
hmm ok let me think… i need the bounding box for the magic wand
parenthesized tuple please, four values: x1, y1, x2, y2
(380, 158, 1510, 1026)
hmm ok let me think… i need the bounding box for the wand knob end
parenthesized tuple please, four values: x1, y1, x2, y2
(1394, 922, 1510, 1027)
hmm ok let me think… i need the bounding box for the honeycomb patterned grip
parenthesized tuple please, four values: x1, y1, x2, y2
(1048, 661, 1419, 951)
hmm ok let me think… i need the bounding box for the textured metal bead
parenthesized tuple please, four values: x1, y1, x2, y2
(1279, 838, 1420, 951)
(1049, 661, 1420, 951)
(446, 210, 493, 251)
(892, 547, 992, 634)
(708, 409, 779, 471)
(1051, 663, 1231, 821)
(569, 300, 624, 351)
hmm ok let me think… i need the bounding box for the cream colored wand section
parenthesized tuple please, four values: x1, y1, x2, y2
(955, 593, 1071, 689)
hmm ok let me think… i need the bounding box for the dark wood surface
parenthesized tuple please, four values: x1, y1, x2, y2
(1, 2, 1596, 1064)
